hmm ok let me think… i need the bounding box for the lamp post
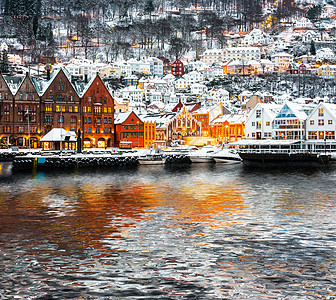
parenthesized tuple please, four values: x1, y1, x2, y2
(137, 121, 139, 148)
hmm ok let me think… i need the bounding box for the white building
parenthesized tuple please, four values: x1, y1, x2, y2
(190, 83, 207, 95)
(223, 47, 261, 62)
(245, 103, 280, 139)
(273, 101, 313, 140)
(209, 88, 230, 104)
(115, 60, 132, 77)
(242, 29, 274, 46)
(183, 70, 204, 85)
(316, 48, 335, 61)
(175, 77, 188, 90)
(146, 57, 164, 77)
(271, 52, 294, 71)
(201, 49, 223, 64)
(306, 103, 336, 140)
(294, 17, 313, 29)
(120, 86, 143, 102)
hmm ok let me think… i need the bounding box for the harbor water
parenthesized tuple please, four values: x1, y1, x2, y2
(0, 162, 335, 299)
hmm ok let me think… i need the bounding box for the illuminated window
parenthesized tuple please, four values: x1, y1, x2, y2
(56, 105, 60, 112)
(328, 120, 333, 125)
(318, 108, 324, 116)
(310, 120, 314, 125)
(74, 106, 78, 112)
(318, 119, 324, 126)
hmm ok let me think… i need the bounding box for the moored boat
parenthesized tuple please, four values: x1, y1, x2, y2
(138, 148, 166, 165)
(212, 148, 242, 164)
(188, 145, 218, 163)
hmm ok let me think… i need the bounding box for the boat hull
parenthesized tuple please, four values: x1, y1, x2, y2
(189, 156, 214, 163)
(138, 159, 166, 165)
(213, 157, 242, 164)
(239, 152, 329, 167)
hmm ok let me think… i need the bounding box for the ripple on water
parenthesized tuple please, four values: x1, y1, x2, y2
(0, 164, 335, 298)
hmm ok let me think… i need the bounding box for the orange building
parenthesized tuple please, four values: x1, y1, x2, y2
(114, 111, 144, 148)
(210, 114, 246, 143)
(192, 103, 223, 137)
(143, 120, 156, 148)
(81, 74, 115, 148)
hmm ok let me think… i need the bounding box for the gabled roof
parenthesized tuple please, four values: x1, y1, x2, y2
(114, 111, 132, 124)
(40, 68, 80, 98)
(3, 75, 25, 95)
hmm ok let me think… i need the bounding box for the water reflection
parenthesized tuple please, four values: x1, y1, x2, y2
(0, 164, 335, 298)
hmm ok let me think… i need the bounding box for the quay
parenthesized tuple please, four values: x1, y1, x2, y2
(8, 149, 191, 171)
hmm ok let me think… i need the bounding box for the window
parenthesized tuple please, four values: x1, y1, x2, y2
(103, 97, 107, 103)
(58, 116, 64, 123)
(95, 128, 99, 133)
(62, 106, 65, 112)
(69, 106, 73, 112)
(104, 107, 107, 113)
(318, 119, 324, 126)
(18, 126, 24, 133)
(122, 125, 129, 130)
(310, 120, 314, 125)
(70, 116, 77, 123)
(256, 110, 261, 118)
(252, 122, 255, 126)
(88, 127, 91, 133)
(266, 121, 270, 126)
(99, 97, 102, 103)
(96, 118, 101, 124)
(88, 117, 91, 124)
(83, 107, 87, 113)
(74, 106, 78, 112)
(108, 117, 112, 124)
(56, 106, 60, 112)
(108, 108, 112, 113)
(252, 133, 255, 137)
(328, 120, 333, 125)
(88, 107, 91, 113)
(104, 117, 107, 124)
(318, 108, 324, 116)
(88, 97, 91, 103)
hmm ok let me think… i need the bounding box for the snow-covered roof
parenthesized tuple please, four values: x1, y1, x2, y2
(40, 128, 77, 142)
(114, 112, 132, 124)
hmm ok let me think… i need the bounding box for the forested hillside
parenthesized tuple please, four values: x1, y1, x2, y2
(0, 0, 304, 64)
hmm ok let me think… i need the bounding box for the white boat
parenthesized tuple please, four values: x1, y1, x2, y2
(212, 148, 242, 164)
(138, 149, 166, 165)
(188, 145, 219, 163)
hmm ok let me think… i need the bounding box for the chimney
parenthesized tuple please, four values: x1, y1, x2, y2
(46, 66, 50, 80)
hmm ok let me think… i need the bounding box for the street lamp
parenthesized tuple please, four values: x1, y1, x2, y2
(137, 121, 139, 148)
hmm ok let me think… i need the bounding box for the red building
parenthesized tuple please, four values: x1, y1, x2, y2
(0, 72, 15, 147)
(81, 74, 115, 148)
(287, 63, 311, 75)
(114, 111, 144, 148)
(13, 73, 42, 148)
(41, 68, 81, 136)
(171, 59, 184, 77)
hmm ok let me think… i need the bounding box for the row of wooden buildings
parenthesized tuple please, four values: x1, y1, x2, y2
(0, 69, 246, 149)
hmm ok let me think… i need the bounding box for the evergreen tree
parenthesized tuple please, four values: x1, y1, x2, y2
(310, 40, 316, 55)
(0, 50, 9, 73)
(144, 0, 154, 17)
